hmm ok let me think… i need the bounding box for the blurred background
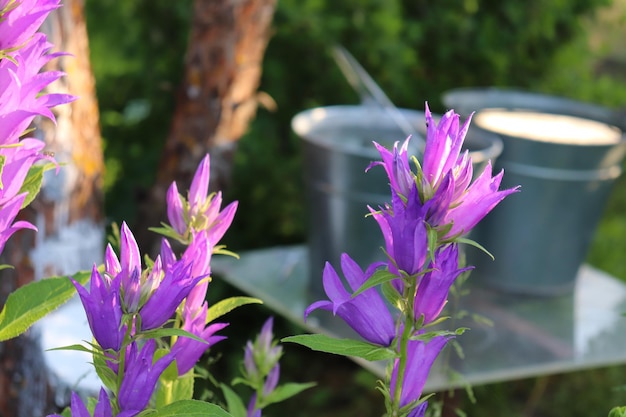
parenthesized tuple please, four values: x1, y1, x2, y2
(83, 0, 626, 416)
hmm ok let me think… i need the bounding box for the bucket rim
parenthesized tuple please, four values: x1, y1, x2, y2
(291, 104, 503, 164)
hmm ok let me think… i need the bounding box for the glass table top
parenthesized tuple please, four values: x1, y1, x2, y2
(211, 245, 626, 392)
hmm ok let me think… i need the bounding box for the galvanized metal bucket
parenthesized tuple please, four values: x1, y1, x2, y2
(292, 105, 503, 299)
(443, 88, 626, 296)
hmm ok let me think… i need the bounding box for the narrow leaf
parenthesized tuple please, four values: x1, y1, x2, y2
(206, 296, 262, 324)
(261, 382, 316, 407)
(220, 384, 247, 417)
(141, 400, 233, 416)
(46, 343, 94, 354)
(457, 237, 494, 260)
(149, 224, 186, 244)
(351, 269, 398, 298)
(0, 270, 91, 341)
(93, 346, 117, 393)
(282, 334, 397, 362)
(139, 327, 208, 344)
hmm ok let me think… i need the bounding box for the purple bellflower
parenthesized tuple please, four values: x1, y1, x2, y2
(166, 153, 238, 241)
(139, 258, 201, 331)
(48, 388, 122, 417)
(117, 340, 176, 414)
(420, 104, 518, 237)
(370, 104, 518, 240)
(154, 232, 213, 328)
(244, 317, 283, 382)
(390, 336, 449, 411)
(0, 33, 74, 144)
(413, 244, 471, 325)
(305, 254, 396, 347)
(0, 138, 48, 204)
(0, 0, 61, 51)
(172, 301, 228, 376)
(244, 318, 283, 417)
(367, 137, 414, 198)
(369, 186, 429, 278)
(103, 222, 144, 313)
(72, 265, 125, 352)
(139, 232, 212, 331)
(0, 193, 36, 255)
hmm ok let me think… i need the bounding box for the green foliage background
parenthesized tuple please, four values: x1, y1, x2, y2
(85, 1, 626, 416)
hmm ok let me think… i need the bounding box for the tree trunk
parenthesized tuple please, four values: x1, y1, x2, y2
(136, 0, 277, 250)
(0, 0, 104, 415)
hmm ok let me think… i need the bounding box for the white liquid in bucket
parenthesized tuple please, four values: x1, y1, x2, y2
(475, 109, 622, 145)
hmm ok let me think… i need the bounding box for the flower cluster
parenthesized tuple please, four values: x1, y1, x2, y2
(242, 317, 283, 417)
(49, 154, 237, 416)
(0, 0, 73, 256)
(306, 104, 518, 416)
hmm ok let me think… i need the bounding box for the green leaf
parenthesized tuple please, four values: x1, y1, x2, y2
(46, 343, 94, 354)
(139, 327, 208, 344)
(381, 280, 402, 310)
(410, 327, 468, 343)
(261, 382, 316, 407)
(206, 297, 263, 323)
(93, 346, 117, 393)
(457, 237, 494, 260)
(18, 162, 58, 208)
(140, 400, 233, 417)
(0, 270, 91, 341)
(351, 269, 398, 298)
(149, 223, 186, 244)
(212, 245, 239, 258)
(609, 406, 626, 417)
(220, 384, 247, 417)
(206, 296, 262, 324)
(281, 334, 397, 362)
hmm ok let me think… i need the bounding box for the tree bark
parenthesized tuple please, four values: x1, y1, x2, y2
(0, 0, 104, 415)
(136, 0, 277, 250)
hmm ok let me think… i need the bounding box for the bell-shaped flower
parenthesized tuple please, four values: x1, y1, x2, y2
(166, 153, 238, 242)
(0, 193, 36, 255)
(390, 336, 449, 410)
(422, 104, 471, 189)
(305, 254, 396, 347)
(370, 186, 429, 278)
(0, 34, 74, 144)
(419, 104, 518, 237)
(118, 340, 176, 414)
(71, 266, 125, 352)
(443, 161, 518, 237)
(243, 317, 282, 383)
(139, 256, 204, 331)
(171, 301, 228, 375)
(0, 138, 47, 205)
(413, 244, 471, 325)
(160, 233, 213, 318)
(0, 0, 60, 52)
(46, 388, 127, 417)
(367, 136, 414, 198)
(182, 233, 213, 316)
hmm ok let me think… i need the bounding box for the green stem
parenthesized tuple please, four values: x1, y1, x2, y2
(391, 277, 418, 417)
